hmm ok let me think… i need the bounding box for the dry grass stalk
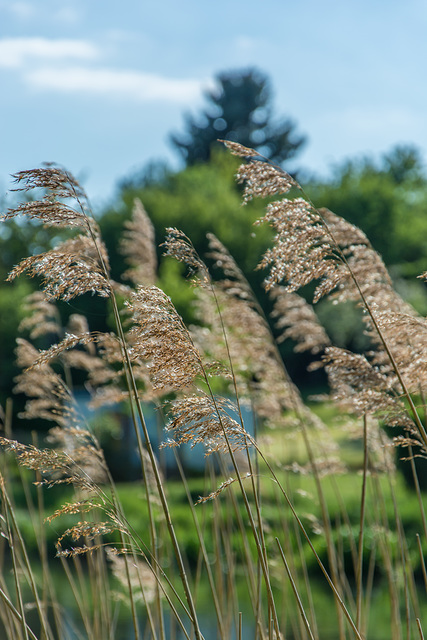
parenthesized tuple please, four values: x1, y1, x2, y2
(18, 291, 62, 340)
(191, 287, 296, 422)
(14, 338, 74, 427)
(0, 436, 102, 491)
(6, 166, 90, 229)
(163, 227, 210, 285)
(120, 198, 157, 286)
(3, 166, 111, 302)
(270, 288, 331, 355)
(7, 234, 111, 301)
(369, 309, 427, 393)
(163, 393, 251, 454)
(55, 522, 119, 557)
(2, 166, 208, 638)
(46, 426, 109, 485)
(17, 292, 130, 410)
(126, 285, 205, 394)
(195, 476, 239, 504)
(106, 547, 159, 606)
(2, 151, 426, 638)
(206, 232, 259, 307)
(321, 347, 414, 428)
(201, 234, 304, 423)
(255, 197, 336, 294)
(235, 158, 296, 203)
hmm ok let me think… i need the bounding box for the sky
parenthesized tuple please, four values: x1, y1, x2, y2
(1, 0, 427, 211)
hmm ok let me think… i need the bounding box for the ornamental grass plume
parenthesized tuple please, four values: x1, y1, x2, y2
(270, 288, 331, 355)
(0, 435, 106, 492)
(7, 233, 111, 302)
(163, 227, 210, 284)
(124, 262, 251, 452)
(120, 198, 157, 286)
(4, 166, 250, 460)
(14, 338, 74, 428)
(1, 165, 133, 502)
(224, 140, 399, 306)
(5, 166, 91, 229)
(13, 329, 110, 486)
(203, 234, 302, 416)
(206, 232, 259, 307)
(4, 167, 110, 300)
(106, 547, 159, 606)
(192, 281, 300, 425)
(164, 227, 301, 432)
(125, 285, 205, 394)
(163, 393, 251, 454)
(18, 290, 62, 340)
(321, 346, 414, 429)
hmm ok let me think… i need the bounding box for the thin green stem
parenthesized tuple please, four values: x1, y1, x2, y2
(416, 534, 427, 593)
(408, 444, 427, 539)
(254, 448, 364, 640)
(275, 538, 315, 640)
(0, 587, 39, 640)
(356, 415, 369, 629)
(201, 372, 281, 639)
(174, 450, 226, 639)
(1, 475, 52, 640)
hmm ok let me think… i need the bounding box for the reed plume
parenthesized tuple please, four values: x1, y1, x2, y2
(120, 198, 157, 286)
(270, 288, 331, 355)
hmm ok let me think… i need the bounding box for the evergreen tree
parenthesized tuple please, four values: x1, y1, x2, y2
(170, 68, 306, 166)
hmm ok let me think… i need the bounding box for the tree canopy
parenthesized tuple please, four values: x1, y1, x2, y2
(309, 145, 427, 276)
(170, 68, 306, 167)
(103, 150, 272, 292)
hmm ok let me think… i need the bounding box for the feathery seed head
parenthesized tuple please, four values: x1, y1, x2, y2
(120, 198, 157, 285)
(7, 234, 111, 301)
(163, 394, 251, 455)
(5, 166, 90, 230)
(19, 291, 62, 340)
(126, 285, 204, 393)
(237, 161, 297, 204)
(220, 140, 262, 159)
(163, 228, 210, 285)
(270, 288, 331, 355)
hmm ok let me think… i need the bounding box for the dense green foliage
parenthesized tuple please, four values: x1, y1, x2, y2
(309, 145, 427, 281)
(102, 150, 273, 319)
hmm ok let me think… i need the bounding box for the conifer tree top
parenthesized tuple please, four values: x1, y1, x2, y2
(170, 68, 306, 167)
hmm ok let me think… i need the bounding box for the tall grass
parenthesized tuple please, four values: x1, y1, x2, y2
(0, 144, 426, 639)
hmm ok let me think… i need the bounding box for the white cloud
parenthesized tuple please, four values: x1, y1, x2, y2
(26, 66, 207, 104)
(0, 36, 210, 105)
(0, 37, 99, 69)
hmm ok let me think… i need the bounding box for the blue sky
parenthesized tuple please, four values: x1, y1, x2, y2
(1, 0, 426, 210)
